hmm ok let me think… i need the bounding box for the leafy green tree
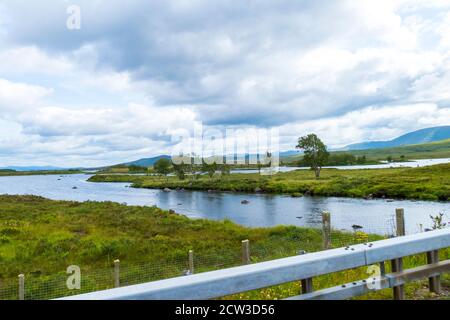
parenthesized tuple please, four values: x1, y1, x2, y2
(356, 155, 367, 164)
(296, 134, 329, 179)
(173, 163, 188, 180)
(154, 158, 172, 178)
(202, 162, 218, 179)
(219, 164, 231, 178)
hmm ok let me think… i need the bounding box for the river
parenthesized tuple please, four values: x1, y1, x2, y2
(234, 158, 450, 173)
(0, 174, 447, 235)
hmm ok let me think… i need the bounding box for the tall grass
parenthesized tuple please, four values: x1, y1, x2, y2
(89, 163, 450, 201)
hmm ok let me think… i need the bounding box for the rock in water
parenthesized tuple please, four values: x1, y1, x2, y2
(163, 188, 171, 192)
(241, 200, 250, 204)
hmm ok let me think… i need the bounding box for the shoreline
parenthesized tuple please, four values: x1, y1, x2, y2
(87, 163, 450, 202)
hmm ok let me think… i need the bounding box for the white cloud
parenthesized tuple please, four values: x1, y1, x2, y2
(0, 46, 72, 74)
(0, 1, 450, 166)
(279, 103, 450, 148)
(0, 78, 52, 112)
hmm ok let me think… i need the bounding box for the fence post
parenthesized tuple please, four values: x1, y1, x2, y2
(188, 250, 195, 275)
(392, 208, 405, 300)
(114, 259, 120, 288)
(242, 240, 250, 265)
(395, 208, 405, 237)
(301, 278, 314, 294)
(322, 211, 331, 250)
(426, 250, 441, 294)
(298, 251, 314, 294)
(18, 274, 25, 300)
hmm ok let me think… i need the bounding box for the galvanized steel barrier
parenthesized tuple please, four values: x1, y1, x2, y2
(59, 227, 450, 300)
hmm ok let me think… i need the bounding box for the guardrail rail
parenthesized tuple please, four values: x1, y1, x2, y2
(59, 228, 450, 300)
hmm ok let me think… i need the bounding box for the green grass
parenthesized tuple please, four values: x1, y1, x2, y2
(89, 163, 450, 201)
(0, 169, 83, 176)
(0, 195, 447, 300)
(0, 195, 328, 299)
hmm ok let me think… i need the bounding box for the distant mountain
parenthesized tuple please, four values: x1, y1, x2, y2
(120, 152, 299, 167)
(279, 150, 299, 157)
(344, 126, 450, 151)
(124, 155, 172, 167)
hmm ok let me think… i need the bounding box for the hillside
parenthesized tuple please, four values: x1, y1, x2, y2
(284, 139, 450, 163)
(344, 126, 450, 150)
(336, 139, 450, 161)
(124, 155, 171, 167)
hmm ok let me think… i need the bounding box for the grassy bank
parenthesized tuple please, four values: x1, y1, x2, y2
(0, 169, 83, 176)
(0, 195, 447, 300)
(0, 195, 344, 299)
(284, 139, 450, 164)
(89, 163, 450, 201)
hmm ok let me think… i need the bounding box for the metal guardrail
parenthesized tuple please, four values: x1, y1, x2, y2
(59, 228, 450, 300)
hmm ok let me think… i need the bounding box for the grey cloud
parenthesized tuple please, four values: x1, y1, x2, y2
(1, 0, 379, 125)
(1, 1, 450, 167)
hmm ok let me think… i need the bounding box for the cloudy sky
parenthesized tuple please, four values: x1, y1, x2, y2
(1, 0, 450, 167)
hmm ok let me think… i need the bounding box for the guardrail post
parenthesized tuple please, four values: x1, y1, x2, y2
(242, 240, 250, 265)
(114, 259, 120, 288)
(322, 211, 331, 250)
(301, 278, 314, 294)
(18, 274, 25, 300)
(297, 250, 314, 294)
(426, 250, 441, 294)
(188, 250, 195, 275)
(392, 208, 405, 300)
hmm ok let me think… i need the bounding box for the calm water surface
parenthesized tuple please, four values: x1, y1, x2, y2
(234, 158, 450, 173)
(0, 174, 448, 235)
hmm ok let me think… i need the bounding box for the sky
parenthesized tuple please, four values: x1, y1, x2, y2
(0, 0, 450, 167)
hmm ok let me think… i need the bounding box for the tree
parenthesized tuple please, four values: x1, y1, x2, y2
(219, 164, 231, 178)
(356, 155, 366, 165)
(296, 134, 329, 179)
(257, 151, 272, 174)
(154, 158, 172, 178)
(173, 163, 187, 180)
(201, 161, 217, 179)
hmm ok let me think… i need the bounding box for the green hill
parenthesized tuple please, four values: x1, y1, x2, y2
(284, 139, 450, 163)
(344, 125, 450, 150)
(337, 138, 450, 161)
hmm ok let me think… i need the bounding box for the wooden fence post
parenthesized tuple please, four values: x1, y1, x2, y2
(242, 240, 250, 265)
(392, 208, 405, 300)
(18, 274, 25, 300)
(114, 259, 120, 288)
(395, 208, 405, 237)
(426, 250, 441, 294)
(188, 250, 195, 275)
(322, 211, 331, 250)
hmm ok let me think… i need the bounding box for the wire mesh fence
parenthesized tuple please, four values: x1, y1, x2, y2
(0, 208, 443, 300)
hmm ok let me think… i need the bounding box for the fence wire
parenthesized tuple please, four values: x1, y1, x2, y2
(0, 211, 441, 300)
